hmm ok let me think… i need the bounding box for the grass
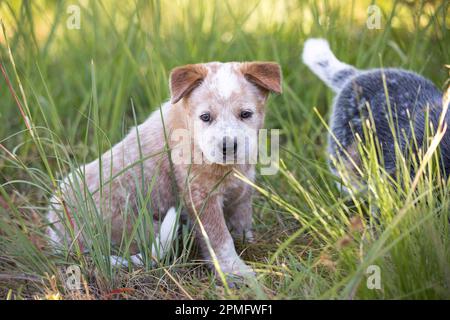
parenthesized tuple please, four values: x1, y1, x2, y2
(0, 0, 449, 299)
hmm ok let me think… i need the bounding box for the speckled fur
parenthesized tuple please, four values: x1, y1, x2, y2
(303, 38, 448, 181)
(47, 61, 282, 277)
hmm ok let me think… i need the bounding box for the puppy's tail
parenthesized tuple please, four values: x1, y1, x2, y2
(302, 38, 358, 93)
(152, 207, 179, 259)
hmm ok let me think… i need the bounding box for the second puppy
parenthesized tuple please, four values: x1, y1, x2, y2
(302, 38, 448, 186)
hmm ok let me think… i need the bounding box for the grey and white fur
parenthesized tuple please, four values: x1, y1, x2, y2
(302, 38, 449, 181)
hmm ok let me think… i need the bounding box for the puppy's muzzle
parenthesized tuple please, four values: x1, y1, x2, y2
(221, 136, 237, 156)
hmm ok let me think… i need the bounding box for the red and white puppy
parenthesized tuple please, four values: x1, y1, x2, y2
(47, 62, 282, 277)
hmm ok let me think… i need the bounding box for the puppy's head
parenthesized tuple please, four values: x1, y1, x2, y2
(169, 62, 282, 164)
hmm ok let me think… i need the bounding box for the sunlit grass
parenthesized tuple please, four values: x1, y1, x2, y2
(0, 0, 449, 299)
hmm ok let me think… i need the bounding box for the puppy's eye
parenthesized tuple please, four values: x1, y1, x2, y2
(200, 113, 211, 122)
(240, 110, 253, 119)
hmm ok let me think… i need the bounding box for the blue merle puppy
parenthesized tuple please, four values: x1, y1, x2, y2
(302, 38, 449, 188)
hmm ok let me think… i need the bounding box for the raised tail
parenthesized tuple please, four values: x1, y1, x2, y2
(302, 38, 358, 93)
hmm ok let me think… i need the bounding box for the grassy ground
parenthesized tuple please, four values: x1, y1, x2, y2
(0, 0, 449, 300)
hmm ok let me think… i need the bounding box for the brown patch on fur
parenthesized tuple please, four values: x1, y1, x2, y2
(345, 142, 362, 175)
(349, 216, 364, 232)
(170, 64, 208, 104)
(240, 62, 282, 94)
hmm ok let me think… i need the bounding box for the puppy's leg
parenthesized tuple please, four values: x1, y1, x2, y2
(110, 207, 179, 268)
(225, 197, 254, 244)
(110, 254, 143, 268)
(152, 207, 179, 258)
(186, 190, 254, 277)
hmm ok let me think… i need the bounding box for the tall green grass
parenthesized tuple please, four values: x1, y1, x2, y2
(0, 0, 449, 299)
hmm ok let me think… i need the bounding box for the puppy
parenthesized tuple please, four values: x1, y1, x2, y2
(47, 62, 282, 277)
(302, 38, 449, 184)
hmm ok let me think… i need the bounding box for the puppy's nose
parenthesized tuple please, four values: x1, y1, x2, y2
(222, 136, 237, 155)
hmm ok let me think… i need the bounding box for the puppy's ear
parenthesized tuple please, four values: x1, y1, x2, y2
(169, 64, 207, 104)
(241, 62, 282, 94)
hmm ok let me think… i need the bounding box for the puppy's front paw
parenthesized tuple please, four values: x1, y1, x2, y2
(220, 258, 255, 288)
(231, 228, 255, 244)
(220, 257, 255, 278)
